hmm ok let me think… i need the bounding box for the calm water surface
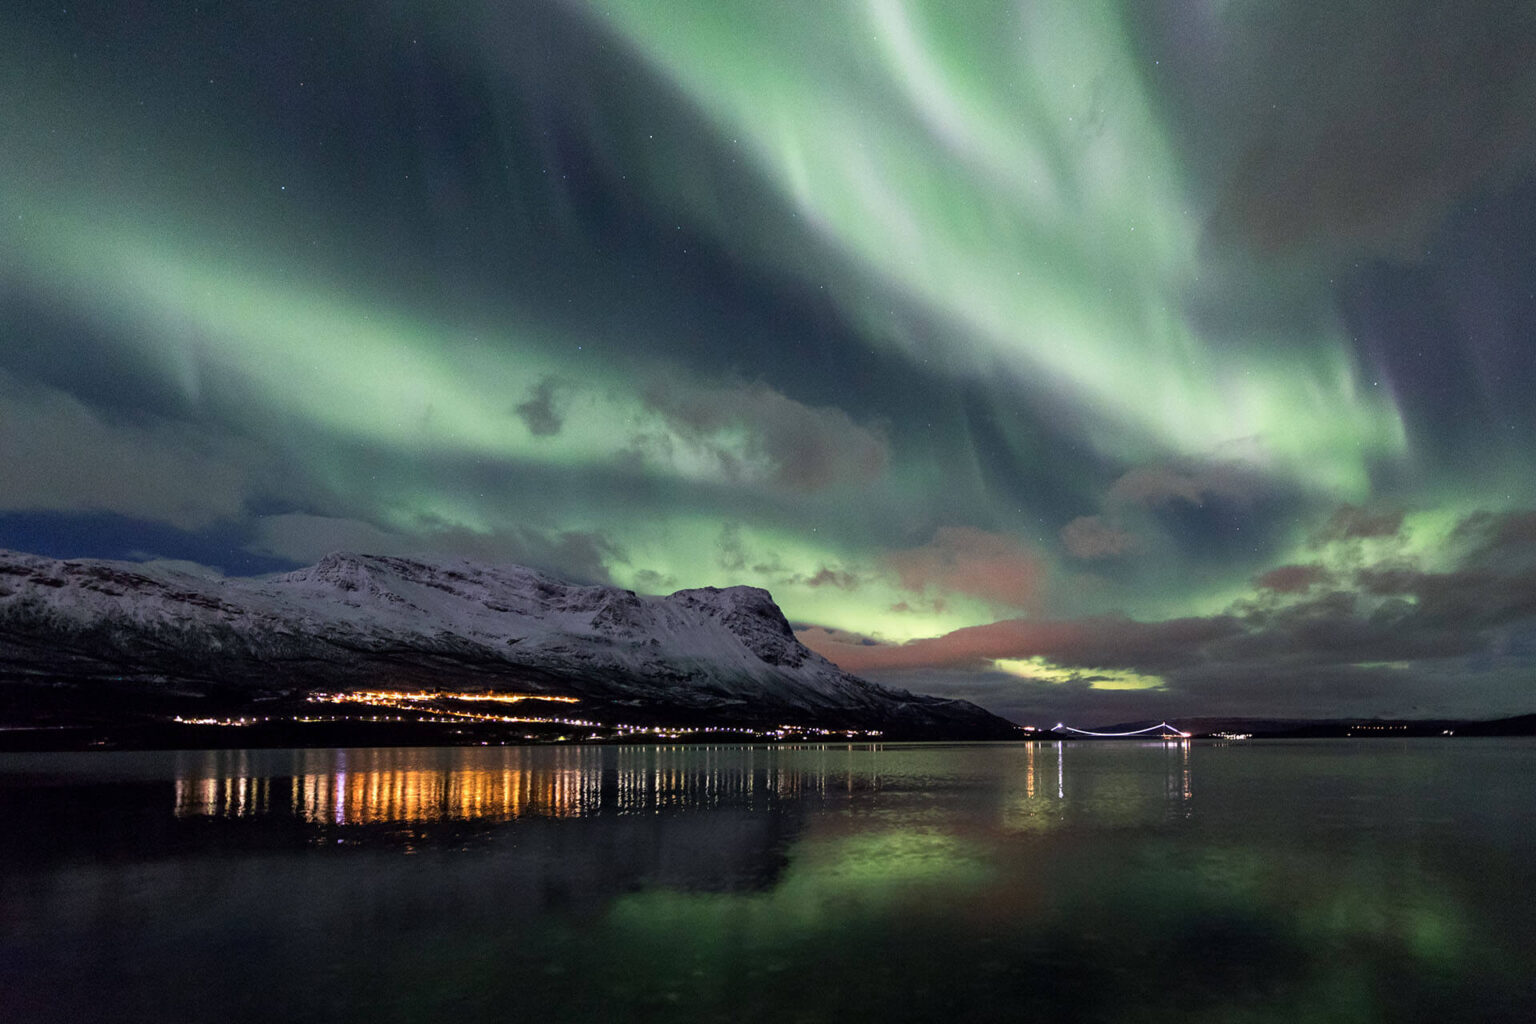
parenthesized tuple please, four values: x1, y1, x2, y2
(2, 740, 1533, 1023)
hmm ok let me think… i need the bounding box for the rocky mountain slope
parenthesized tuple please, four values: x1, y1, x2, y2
(0, 550, 1016, 738)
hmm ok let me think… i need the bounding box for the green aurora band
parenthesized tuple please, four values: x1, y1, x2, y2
(3, 0, 1535, 719)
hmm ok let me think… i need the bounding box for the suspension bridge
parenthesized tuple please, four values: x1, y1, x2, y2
(1050, 722, 1191, 738)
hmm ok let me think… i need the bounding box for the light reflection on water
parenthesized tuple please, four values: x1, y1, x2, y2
(168, 744, 902, 824)
(3, 740, 1534, 1023)
(165, 740, 1200, 828)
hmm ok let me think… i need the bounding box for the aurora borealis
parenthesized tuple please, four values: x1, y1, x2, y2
(4, 1, 1536, 721)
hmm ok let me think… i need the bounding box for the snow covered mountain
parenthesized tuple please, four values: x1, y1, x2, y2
(0, 550, 1016, 738)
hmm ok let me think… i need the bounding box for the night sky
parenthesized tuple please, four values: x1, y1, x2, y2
(5, 1, 1536, 723)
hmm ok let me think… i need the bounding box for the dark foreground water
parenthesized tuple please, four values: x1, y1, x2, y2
(2, 740, 1533, 1023)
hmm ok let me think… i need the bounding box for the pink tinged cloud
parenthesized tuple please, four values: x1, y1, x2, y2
(1107, 463, 1253, 507)
(1255, 563, 1334, 593)
(886, 526, 1043, 609)
(1059, 515, 1137, 559)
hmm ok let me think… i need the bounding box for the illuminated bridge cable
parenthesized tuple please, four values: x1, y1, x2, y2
(1051, 722, 1190, 738)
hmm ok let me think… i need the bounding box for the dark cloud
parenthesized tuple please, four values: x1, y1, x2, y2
(1217, 588, 1472, 667)
(802, 615, 1239, 676)
(1349, 565, 1536, 634)
(251, 514, 624, 585)
(889, 597, 947, 616)
(640, 379, 888, 493)
(801, 567, 858, 589)
(1337, 181, 1536, 473)
(795, 624, 881, 649)
(1184, 1, 1536, 258)
(630, 567, 677, 594)
(715, 522, 747, 573)
(807, 505, 1536, 719)
(1107, 463, 1253, 507)
(538, 529, 626, 586)
(1313, 505, 1405, 544)
(1352, 568, 1425, 598)
(0, 372, 271, 529)
(1452, 510, 1536, 568)
(513, 377, 566, 437)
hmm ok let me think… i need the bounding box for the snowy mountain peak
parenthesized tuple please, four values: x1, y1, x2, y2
(282, 551, 417, 602)
(669, 585, 806, 668)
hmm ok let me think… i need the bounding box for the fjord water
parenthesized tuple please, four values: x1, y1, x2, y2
(2, 742, 1532, 1023)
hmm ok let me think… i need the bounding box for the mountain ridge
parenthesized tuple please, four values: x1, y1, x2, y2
(0, 549, 1017, 740)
